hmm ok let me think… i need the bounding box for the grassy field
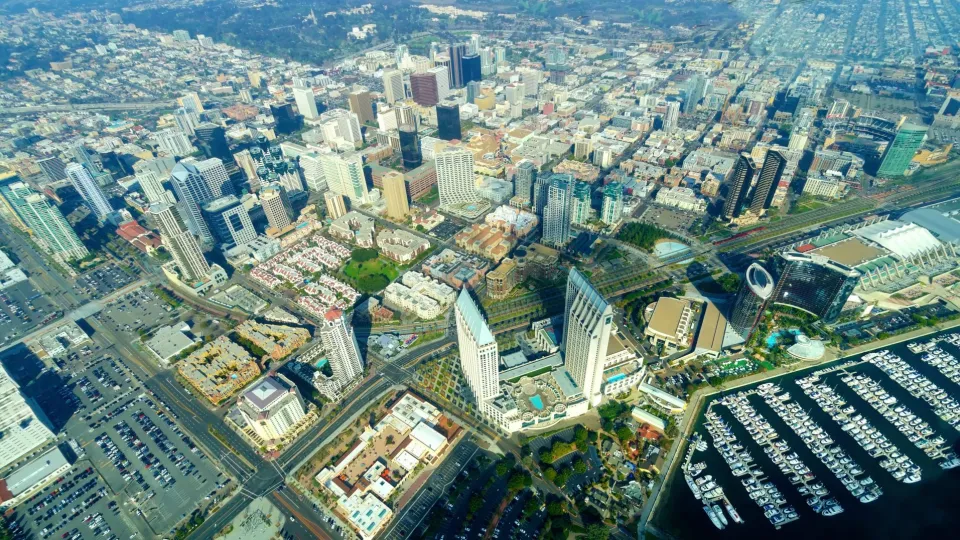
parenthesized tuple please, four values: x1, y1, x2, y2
(789, 197, 830, 215)
(342, 256, 399, 293)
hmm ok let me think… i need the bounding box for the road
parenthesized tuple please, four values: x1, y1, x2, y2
(0, 100, 176, 115)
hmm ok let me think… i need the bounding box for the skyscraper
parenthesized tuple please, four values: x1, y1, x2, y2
(201, 195, 256, 249)
(292, 86, 319, 120)
(722, 153, 756, 220)
(260, 185, 293, 231)
(570, 181, 591, 225)
(155, 128, 195, 157)
(348, 89, 376, 125)
(436, 101, 462, 141)
(749, 149, 787, 215)
(562, 268, 613, 406)
(383, 69, 405, 105)
(236, 374, 306, 443)
(324, 191, 347, 220)
(382, 171, 410, 220)
(410, 72, 439, 107)
(298, 152, 327, 193)
(150, 202, 211, 282)
(18, 189, 89, 261)
(319, 308, 364, 393)
(194, 123, 231, 161)
(399, 125, 422, 169)
(169, 161, 215, 244)
(683, 74, 707, 114)
(771, 251, 859, 323)
(195, 158, 233, 198)
(454, 289, 499, 406)
(448, 43, 466, 89)
(65, 163, 113, 220)
(601, 182, 624, 225)
(461, 54, 482, 85)
(876, 123, 927, 177)
(36, 156, 67, 184)
(532, 173, 551, 217)
(514, 160, 537, 203)
(318, 109, 363, 149)
(271, 103, 303, 135)
(136, 168, 173, 204)
(428, 66, 451, 100)
(730, 263, 775, 339)
(174, 107, 199, 137)
(435, 146, 477, 207)
(543, 175, 572, 247)
(0, 362, 55, 470)
(466, 81, 481, 105)
(663, 101, 681, 133)
(319, 152, 369, 204)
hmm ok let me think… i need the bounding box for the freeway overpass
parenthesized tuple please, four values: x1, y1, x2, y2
(0, 100, 176, 115)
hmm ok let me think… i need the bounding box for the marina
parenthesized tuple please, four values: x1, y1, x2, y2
(653, 330, 960, 539)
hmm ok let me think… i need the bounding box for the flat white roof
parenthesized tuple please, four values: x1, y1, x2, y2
(410, 422, 447, 453)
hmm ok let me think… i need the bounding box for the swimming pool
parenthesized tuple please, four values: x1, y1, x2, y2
(766, 328, 802, 349)
(315, 358, 329, 369)
(607, 373, 627, 384)
(529, 395, 544, 410)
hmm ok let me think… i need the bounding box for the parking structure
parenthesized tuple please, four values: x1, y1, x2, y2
(74, 263, 137, 299)
(0, 280, 60, 344)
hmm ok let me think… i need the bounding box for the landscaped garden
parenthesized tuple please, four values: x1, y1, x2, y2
(341, 248, 399, 293)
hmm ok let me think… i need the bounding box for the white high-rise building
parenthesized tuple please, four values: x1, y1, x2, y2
(136, 168, 174, 204)
(299, 152, 328, 192)
(65, 163, 113, 220)
(260, 185, 292, 230)
(562, 268, 613, 406)
(174, 107, 199, 136)
(542, 175, 572, 247)
(150, 202, 211, 282)
(428, 66, 451, 100)
(320, 152, 369, 204)
(663, 101, 681, 133)
(454, 289, 499, 406)
(195, 158, 233, 198)
(377, 104, 399, 132)
(293, 86, 320, 120)
(435, 146, 477, 207)
(237, 374, 306, 443)
(505, 84, 523, 118)
(0, 363, 55, 470)
(318, 109, 363, 149)
(383, 69, 405, 105)
(319, 308, 364, 394)
(12, 184, 89, 261)
(169, 162, 214, 244)
(154, 129, 195, 157)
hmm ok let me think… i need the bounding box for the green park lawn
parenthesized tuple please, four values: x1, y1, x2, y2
(342, 256, 399, 293)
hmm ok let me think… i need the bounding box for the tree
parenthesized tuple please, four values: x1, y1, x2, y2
(496, 461, 512, 476)
(546, 501, 565, 516)
(507, 470, 532, 491)
(351, 247, 378, 262)
(523, 496, 540, 516)
(543, 467, 557, 482)
(468, 493, 484, 515)
(585, 524, 610, 540)
(616, 426, 635, 443)
(573, 458, 588, 474)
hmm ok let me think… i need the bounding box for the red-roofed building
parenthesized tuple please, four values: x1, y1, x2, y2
(116, 220, 162, 254)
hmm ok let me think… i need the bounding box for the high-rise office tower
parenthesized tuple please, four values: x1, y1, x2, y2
(174, 107, 199, 137)
(436, 146, 477, 207)
(399, 125, 422, 170)
(0, 362, 55, 470)
(234, 149, 261, 190)
(543, 175, 572, 247)
(150, 202, 211, 282)
(514, 160, 537, 203)
(876, 122, 927, 177)
(260, 185, 293, 230)
(383, 69, 405, 105)
(136, 168, 173, 205)
(570, 181, 591, 225)
(532, 174, 551, 217)
(749, 150, 787, 215)
(36, 156, 67, 184)
(455, 289, 499, 406)
(395, 104, 417, 129)
(298, 152, 327, 193)
(466, 81, 481, 105)
(69, 144, 101, 174)
(348, 90, 376, 125)
(663, 101, 681, 133)
(65, 163, 113, 220)
(436, 101, 462, 141)
(319, 152, 368, 204)
(194, 123, 231, 161)
(169, 162, 215, 244)
(195, 158, 233, 198)
(722, 153, 756, 220)
(319, 308, 364, 390)
(410, 72, 439, 107)
(730, 263, 775, 339)
(324, 191, 347, 220)
(17, 188, 89, 261)
(428, 66, 451, 100)
(562, 268, 613, 405)
(271, 103, 303, 135)
(771, 251, 859, 323)
(382, 171, 410, 220)
(461, 54, 481, 85)
(601, 182, 624, 225)
(178, 92, 203, 113)
(292, 86, 319, 120)
(237, 373, 306, 443)
(201, 195, 256, 249)
(318, 109, 363, 148)
(468, 34, 481, 55)
(447, 43, 466, 89)
(683, 74, 707, 114)
(505, 84, 523, 118)
(155, 128, 195, 157)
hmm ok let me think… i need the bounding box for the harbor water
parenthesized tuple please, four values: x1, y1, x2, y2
(653, 330, 960, 539)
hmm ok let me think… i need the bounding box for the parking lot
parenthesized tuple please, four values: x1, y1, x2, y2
(94, 287, 181, 341)
(639, 205, 699, 232)
(10, 459, 137, 540)
(426, 220, 463, 241)
(85, 395, 223, 535)
(74, 263, 137, 299)
(381, 437, 480, 540)
(0, 279, 60, 344)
